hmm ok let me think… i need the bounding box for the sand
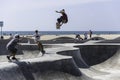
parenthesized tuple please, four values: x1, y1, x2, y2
(2, 34, 120, 40)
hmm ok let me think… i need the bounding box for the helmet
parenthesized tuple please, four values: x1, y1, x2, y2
(14, 34, 20, 38)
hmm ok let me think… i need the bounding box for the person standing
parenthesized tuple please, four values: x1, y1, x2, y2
(34, 30, 45, 56)
(84, 32, 88, 40)
(89, 30, 92, 39)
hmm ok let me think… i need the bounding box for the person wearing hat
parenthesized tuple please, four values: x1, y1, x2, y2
(6, 34, 21, 60)
(34, 30, 45, 56)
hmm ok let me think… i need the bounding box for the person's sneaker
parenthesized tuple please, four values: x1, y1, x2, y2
(42, 50, 45, 56)
(12, 57, 17, 60)
(7, 56, 10, 60)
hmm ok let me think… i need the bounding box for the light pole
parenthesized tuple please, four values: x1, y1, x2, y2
(0, 21, 3, 39)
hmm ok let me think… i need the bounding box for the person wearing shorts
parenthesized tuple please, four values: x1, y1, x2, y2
(6, 34, 20, 60)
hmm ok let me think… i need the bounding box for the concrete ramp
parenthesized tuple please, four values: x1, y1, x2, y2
(75, 45, 119, 66)
(78, 44, 120, 80)
(86, 48, 120, 80)
(1, 39, 120, 80)
(0, 42, 87, 80)
(0, 54, 82, 80)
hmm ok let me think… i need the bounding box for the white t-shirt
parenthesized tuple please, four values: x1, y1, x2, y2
(34, 33, 41, 42)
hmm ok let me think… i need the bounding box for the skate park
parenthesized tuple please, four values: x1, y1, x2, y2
(0, 37, 120, 80)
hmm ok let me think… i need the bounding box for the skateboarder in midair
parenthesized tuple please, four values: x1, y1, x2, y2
(6, 34, 21, 61)
(56, 9, 68, 29)
(34, 30, 45, 56)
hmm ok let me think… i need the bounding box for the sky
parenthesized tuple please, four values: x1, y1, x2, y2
(0, 0, 120, 31)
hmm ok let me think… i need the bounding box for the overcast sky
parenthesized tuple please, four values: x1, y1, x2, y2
(0, 0, 120, 31)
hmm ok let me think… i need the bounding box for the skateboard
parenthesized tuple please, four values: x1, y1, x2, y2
(7, 56, 19, 62)
(56, 22, 61, 29)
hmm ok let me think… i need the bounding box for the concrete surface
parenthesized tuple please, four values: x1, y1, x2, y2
(0, 37, 120, 80)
